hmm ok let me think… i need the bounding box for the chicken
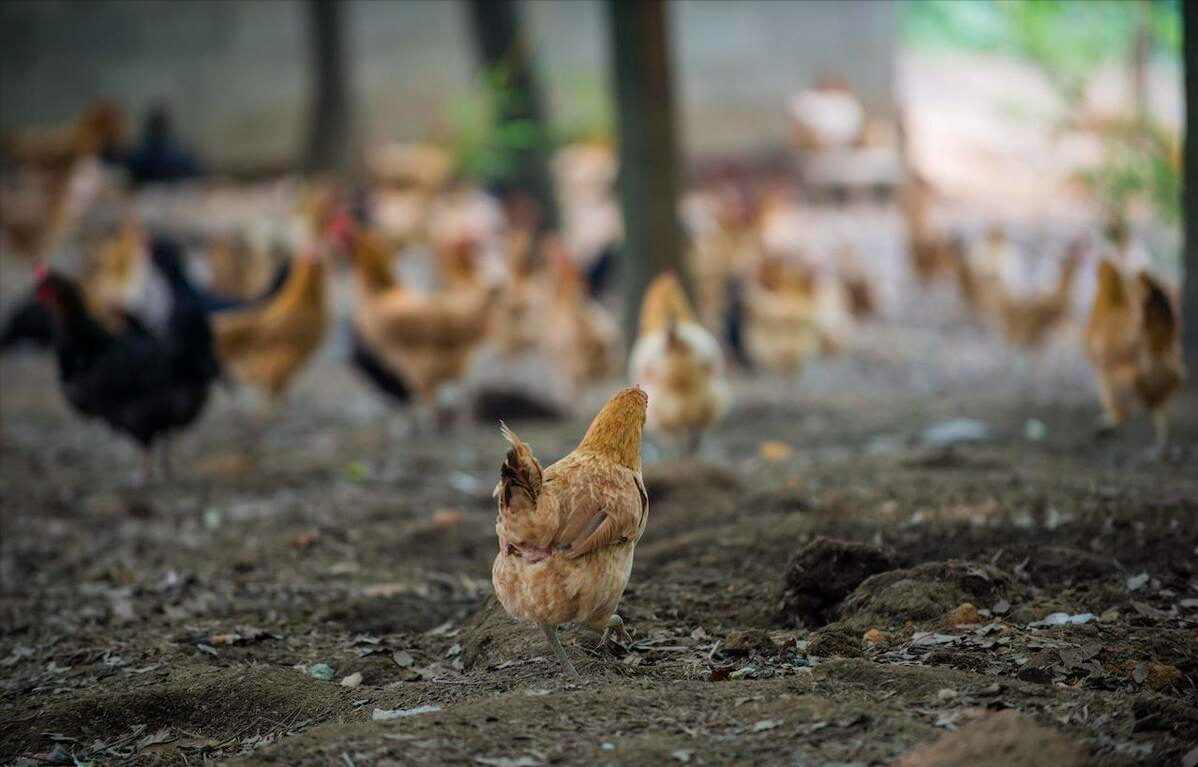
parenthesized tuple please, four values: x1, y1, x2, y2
(1, 222, 147, 350)
(212, 244, 328, 401)
(35, 243, 220, 482)
(995, 239, 1082, 348)
(742, 257, 823, 372)
(789, 74, 865, 151)
(493, 225, 544, 356)
(902, 170, 956, 285)
(2, 101, 126, 176)
(838, 245, 877, 320)
(542, 237, 620, 400)
(344, 225, 496, 411)
(205, 234, 275, 301)
(1084, 261, 1185, 450)
(492, 385, 649, 680)
(1, 102, 126, 260)
(629, 272, 729, 454)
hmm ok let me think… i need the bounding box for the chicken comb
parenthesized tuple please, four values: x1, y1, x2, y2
(33, 262, 50, 282)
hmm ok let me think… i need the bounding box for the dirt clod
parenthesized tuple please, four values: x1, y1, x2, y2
(806, 624, 864, 658)
(721, 628, 774, 656)
(837, 560, 1023, 631)
(779, 537, 897, 627)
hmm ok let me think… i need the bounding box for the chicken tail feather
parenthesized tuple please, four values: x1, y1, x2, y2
(497, 421, 542, 515)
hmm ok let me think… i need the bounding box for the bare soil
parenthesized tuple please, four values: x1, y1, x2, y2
(1, 279, 1196, 766)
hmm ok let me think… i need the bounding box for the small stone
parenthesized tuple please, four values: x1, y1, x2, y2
(947, 602, 979, 625)
(340, 672, 363, 687)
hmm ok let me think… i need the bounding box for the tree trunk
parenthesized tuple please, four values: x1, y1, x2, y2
(1184, 0, 1198, 381)
(609, 0, 687, 345)
(304, 0, 352, 175)
(468, 0, 559, 235)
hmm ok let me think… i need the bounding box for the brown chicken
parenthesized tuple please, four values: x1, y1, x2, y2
(0, 102, 125, 260)
(493, 225, 543, 356)
(902, 170, 956, 285)
(995, 241, 1082, 348)
(492, 385, 649, 680)
(742, 257, 823, 372)
(542, 237, 619, 400)
(1084, 261, 1185, 450)
(345, 226, 496, 408)
(629, 272, 730, 453)
(213, 245, 328, 401)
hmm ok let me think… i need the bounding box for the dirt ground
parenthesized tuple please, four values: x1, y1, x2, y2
(1, 252, 1196, 766)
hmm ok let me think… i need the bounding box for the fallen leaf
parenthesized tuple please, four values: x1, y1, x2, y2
(671, 749, 693, 763)
(947, 602, 979, 625)
(432, 508, 465, 527)
(752, 719, 780, 732)
(758, 440, 794, 463)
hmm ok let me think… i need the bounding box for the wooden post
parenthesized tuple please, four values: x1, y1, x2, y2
(304, 0, 353, 174)
(468, 0, 559, 235)
(1185, 0, 1198, 381)
(609, 0, 687, 345)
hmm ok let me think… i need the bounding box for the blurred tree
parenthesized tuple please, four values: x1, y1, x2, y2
(1184, 0, 1197, 379)
(609, 0, 687, 345)
(304, 0, 353, 174)
(467, 0, 559, 235)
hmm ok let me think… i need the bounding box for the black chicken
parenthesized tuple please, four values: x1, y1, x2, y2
(35, 239, 221, 482)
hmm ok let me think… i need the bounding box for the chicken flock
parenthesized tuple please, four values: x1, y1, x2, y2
(0, 97, 1186, 679)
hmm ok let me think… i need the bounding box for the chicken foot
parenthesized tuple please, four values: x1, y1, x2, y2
(600, 613, 631, 648)
(541, 623, 581, 681)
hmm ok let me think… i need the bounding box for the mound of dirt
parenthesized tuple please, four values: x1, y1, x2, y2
(897, 710, 1086, 767)
(779, 537, 897, 627)
(836, 560, 1025, 631)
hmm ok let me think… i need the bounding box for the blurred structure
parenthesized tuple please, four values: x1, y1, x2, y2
(0, 1, 896, 171)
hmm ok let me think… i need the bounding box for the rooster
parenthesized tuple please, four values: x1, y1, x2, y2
(492, 386, 649, 680)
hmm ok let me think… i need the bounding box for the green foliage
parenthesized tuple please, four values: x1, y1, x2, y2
(447, 60, 612, 182)
(902, 0, 1183, 225)
(1077, 119, 1181, 224)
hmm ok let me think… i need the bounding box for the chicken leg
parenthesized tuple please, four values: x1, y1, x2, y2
(541, 624, 580, 681)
